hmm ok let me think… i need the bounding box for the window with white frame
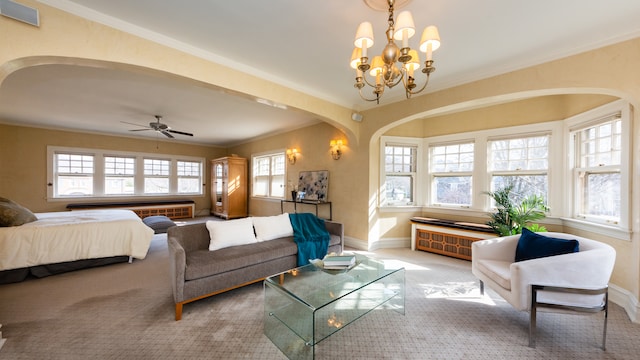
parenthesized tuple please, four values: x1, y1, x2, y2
(144, 158, 170, 194)
(382, 142, 418, 206)
(48, 147, 204, 199)
(104, 156, 135, 195)
(252, 152, 286, 199)
(570, 111, 624, 225)
(429, 141, 474, 207)
(488, 134, 549, 204)
(54, 153, 95, 197)
(177, 160, 202, 194)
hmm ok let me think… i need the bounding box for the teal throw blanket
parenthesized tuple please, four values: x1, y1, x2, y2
(289, 213, 330, 266)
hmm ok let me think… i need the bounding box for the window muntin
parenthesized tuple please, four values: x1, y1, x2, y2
(430, 142, 474, 206)
(177, 160, 201, 194)
(54, 153, 94, 197)
(572, 114, 623, 224)
(252, 152, 286, 199)
(384, 145, 417, 205)
(488, 135, 549, 202)
(104, 156, 135, 195)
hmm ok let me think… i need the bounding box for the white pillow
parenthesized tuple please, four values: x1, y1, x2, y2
(253, 213, 294, 242)
(207, 218, 257, 251)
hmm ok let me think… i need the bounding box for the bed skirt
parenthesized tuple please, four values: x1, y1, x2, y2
(0, 256, 130, 284)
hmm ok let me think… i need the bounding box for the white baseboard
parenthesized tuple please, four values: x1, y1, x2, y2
(609, 283, 639, 323)
(344, 236, 410, 251)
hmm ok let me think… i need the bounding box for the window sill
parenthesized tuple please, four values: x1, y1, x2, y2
(560, 217, 631, 241)
(379, 205, 423, 213)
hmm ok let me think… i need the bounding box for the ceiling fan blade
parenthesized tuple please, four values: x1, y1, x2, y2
(161, 130, 175, 139)
(167, 129, 194, 137)
(129, 128, 152, 132)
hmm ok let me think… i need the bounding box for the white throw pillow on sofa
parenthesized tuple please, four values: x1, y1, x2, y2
(207, 217, 257, 251)
(253, 213, 293, 242)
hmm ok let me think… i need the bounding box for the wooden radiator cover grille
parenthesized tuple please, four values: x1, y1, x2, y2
(131, 205, 193, 220)
(415, 228, 483, 261)
(69, 203, 194, 220)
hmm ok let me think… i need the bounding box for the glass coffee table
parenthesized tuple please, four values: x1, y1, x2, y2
(264, 254, 405, 360)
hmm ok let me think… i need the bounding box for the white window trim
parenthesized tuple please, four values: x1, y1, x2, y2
(47, 146, 205, 201)
(250, 149, 287, 200)
(564, 99, 631, 232)
(379, 136, 423, 208)
(428, 139, 475, 209)
(422, 121, 563, 213)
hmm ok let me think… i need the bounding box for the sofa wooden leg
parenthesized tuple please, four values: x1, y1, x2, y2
(175, 303, 183, 321)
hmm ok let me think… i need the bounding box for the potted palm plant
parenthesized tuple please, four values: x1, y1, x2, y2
(484, 183, 548, 236)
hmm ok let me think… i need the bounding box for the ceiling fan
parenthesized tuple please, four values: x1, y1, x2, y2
(122, 115, 194, 138)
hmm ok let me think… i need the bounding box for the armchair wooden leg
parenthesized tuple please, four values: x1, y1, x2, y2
(479, 280, 484, 296)
(175, 303, 183, 321)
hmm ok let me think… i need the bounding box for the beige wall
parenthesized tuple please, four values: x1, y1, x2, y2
(1, 0, 640, 319)
(0, 123, 225, 213)
(227, 122, 355, 222)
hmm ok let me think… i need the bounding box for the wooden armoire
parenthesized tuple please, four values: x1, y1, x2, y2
(210, 156, 247, 219)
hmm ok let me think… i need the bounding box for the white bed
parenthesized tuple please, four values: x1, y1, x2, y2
(0, 209, 154, 272)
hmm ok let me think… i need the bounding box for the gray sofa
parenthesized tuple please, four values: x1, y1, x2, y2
(167, 220, 344, 320)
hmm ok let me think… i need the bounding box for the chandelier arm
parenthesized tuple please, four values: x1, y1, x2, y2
(388, 72, 403, 88)
(360, 73, 378, 88)
(405, 73, 431, 96)
(358, 87, 381, 103)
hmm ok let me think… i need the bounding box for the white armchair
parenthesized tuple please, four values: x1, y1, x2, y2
(471, 232, 616, 349)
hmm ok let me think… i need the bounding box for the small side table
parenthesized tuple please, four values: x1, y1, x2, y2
(280, 200, 332, 220)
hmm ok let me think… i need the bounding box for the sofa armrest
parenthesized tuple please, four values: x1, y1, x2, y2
(167, 229, 186, 303)
(324, 220, 344, 251)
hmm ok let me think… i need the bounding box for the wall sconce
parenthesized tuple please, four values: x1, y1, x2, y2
(329, 140, 343, 160)
(286, 148, 298, 164)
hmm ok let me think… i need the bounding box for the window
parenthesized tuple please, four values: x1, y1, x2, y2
(488, 134, 549, 203)
(429, 142, 474, 207)
(571, 112, 623, 225)
(54, 153, 94, 197)
(252, 152, 286, 199)
(380, 137, 423, 207)
(144, 158, 170, 194)
(104, 156, 135, 195)
(47, 146, 204, 199)
(177, 161, 201, 194)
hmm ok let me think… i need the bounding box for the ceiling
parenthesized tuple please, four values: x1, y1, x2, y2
(1, 0, 640, 146)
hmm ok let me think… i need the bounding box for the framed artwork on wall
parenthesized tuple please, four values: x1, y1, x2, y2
(298, 170, 329, 202)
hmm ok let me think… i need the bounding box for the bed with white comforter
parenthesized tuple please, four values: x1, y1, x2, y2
(0, 209, 154, 274)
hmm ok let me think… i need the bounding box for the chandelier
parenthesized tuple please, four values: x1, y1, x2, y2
(351, 0, 441, 104)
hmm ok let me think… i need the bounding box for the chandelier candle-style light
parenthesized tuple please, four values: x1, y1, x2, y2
(351, 0, 441, 104)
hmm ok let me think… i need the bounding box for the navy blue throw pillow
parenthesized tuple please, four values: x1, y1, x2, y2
(515, 228, 579, 262)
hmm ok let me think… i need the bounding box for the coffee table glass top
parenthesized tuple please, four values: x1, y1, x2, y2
(264, 254, 405, 360)
(265, 255, 401, 308)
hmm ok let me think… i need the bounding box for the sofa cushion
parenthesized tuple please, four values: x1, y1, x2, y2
(0, 197, 37, 227)
(515, 228, 580, 262)
(185, 237, 298, 281)
(253, 213, 293, 241)
(207, 218, 256, 251)
(476, 259, 512, 290)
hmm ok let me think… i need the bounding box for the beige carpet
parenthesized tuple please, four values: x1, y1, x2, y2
(1, 234, 639, 359)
